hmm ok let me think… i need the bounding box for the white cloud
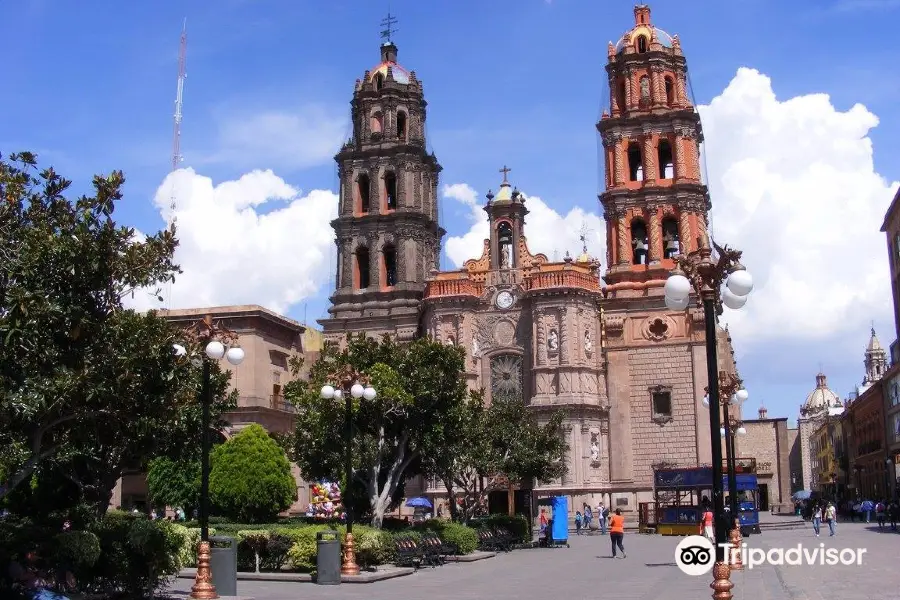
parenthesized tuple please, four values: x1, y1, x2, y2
(442, 183, 607, 268)
(201, 105, 349, 170)
(127, 168, 337, 314)
(442, 67, 899, 356)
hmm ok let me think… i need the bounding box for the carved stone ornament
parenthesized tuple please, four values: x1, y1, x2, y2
(493, 320, 516, 347)
(584, 329, 594, 354)
(589, 431, 601, 466)
(603, 314, 625, 335)
(547, 329, 559, 353)
(642, 316, 673, 342)
(689, 307, 705, 325)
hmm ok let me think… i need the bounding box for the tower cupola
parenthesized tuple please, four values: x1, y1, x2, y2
(484, 166, 528, 270)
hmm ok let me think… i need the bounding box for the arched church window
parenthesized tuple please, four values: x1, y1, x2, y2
(617, 80, 627, 111)
(664, 77, 675, 105)
(370, 111, 383, 135)
(374, 73, 384, 90)
(657, 139, 674, 179)
(662, 217, 679, 259)
(384, 172, 397, 210)
(497, 222, 514, 268)
(382, 244, 397, 287)
(631, 219, 648, 265)
(355, 246, 371, 289)
(357, 174, 370, 214)
(397, 111, 407, 140)
(637, 35, 648, 53)
(627, 143, 643, 182)
(490, 354, 523, 404)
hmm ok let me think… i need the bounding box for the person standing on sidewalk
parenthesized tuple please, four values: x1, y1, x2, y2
(700, 505, 715, 542)
(599, 503, 608, 534)
(575, 510, 583, 535)
(825, 502, 837, 536)
(609, 508, 626, 558)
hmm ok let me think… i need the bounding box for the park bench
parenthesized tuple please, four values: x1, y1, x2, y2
(477, 528, 510, 552)
(491, 527, 515, 551)
(419, 533, 450, 564)
(393, 536, 423, 570)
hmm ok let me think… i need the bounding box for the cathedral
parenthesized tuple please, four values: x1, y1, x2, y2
(320, 5, 737, 510)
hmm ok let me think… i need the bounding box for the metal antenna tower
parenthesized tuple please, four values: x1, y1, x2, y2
(172, 19, 187, 176)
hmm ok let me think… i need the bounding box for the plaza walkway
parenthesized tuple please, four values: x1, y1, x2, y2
(167, 519, 897, 600)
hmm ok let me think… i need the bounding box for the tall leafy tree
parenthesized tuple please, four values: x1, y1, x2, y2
(288, 334, 474, 528)
(0, 152, 232, 511)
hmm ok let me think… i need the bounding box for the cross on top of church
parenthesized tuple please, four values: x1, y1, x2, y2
(499, 165, 511, 183)
(380, 12, 398, 42)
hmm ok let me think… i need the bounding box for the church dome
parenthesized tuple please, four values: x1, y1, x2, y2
(369, 60, 410, 85)
(614, 26, 674, 53)
(802, 372, 843, 416)
(576, 251, 591, 263)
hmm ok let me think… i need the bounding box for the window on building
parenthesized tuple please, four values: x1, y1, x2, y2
(664, 77, 675, 105)
(617, 81, 627, 111)
(397, 111, 408, 140)
(637, 35, 648, 53)
(355, 247, 371, 289)
(497, 222, 514, 268)
(631, 219, 648, 265)
(651, 387, 673, 422)
(895, 233, 900, 263)
(370, 111, 383, 134)
(662, 217, 680, 258)
(383, 244, 397, 287)
(627, 143, 643, 181)
(658, 139, 674, 179)
(374, 73, 384, 90)
(357, 174, 370, 214)
(490, 354, 523, 404)
(384, 172, 397, 210)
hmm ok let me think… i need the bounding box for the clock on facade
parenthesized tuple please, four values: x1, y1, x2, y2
(495, 290, 515, 309)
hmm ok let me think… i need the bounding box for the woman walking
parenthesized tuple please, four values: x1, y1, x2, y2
(609, 508, 626, 558)
(811, 502, 821, 537)
(700, 505, 715, 542)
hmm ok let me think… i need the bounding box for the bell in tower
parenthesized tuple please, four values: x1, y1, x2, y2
(320, 13, 444, 343)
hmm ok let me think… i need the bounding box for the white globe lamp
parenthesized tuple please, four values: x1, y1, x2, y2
(320, 385, 335, 400)
(735, 389, 749, 403)
(363, 386, 377, 400)
(350, 383, 365, 398)
(702, 395, 710, 408)
(720, 427, 726, 437)
(722, 288, 747, 310)
(333, 388, 343, 399)
(737, 426, 747, 435)
(205, 340, 226, 360)
(173, 343, 187, 357)
(664, 274, 691, 302)
(665, 294, 689, 311)
(726, 269, 753, 297)
(225, 346, 245, 366)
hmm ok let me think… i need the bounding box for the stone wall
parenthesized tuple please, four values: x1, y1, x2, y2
(741, 418, 792, 511)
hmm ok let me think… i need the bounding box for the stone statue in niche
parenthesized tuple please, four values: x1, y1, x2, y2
(640, 76, 650, 99)
(547, 329, 559, 352)
(471, 336, 480, 358)
(584, 329, 593, 353)
(445, 336, 455, 346)
(590, 432, 600, 465)
(500, 244, 511, 268)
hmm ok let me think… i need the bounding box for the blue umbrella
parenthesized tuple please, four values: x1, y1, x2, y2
(406, 496, 433, 509)
(792, 490, 812, 500)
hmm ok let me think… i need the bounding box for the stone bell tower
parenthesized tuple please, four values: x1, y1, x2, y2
(597, 3, 710, 299)
(321, 32, 444, 342)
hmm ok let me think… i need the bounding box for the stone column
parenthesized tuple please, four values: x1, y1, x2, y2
(559, 307, 569, 364)
(609, 74, 619, 114)
(367, 233, 380, 288)
(651, 65, 663, 105)
(623, 70, 632, 109)
(340, 236, 353, 289)
(613, 136, 625, 186)
(684, 135, 699, 181)
(642, 135, 656, 184)
(537, 313, 547, 365)
(673, 135, 686, 181)
(648, 206, 661, 264)
(676, 72, 688, 107)
(617, 216, 630, 265)
(396, 235, 407, 283)
(562, 424, 575, 485)
(606, 351, 633, 481)
(678, 210, 692, 253)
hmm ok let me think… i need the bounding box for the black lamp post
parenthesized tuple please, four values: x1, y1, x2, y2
(320, 365, 376, 576)
(665, 233, 754, 598)
(177, 315, 245, 600)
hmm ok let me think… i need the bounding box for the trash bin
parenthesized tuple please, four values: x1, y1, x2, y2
(316, 530, 342, 585)
(209, 536, 237, 596)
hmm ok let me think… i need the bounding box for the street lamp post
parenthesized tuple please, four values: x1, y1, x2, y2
(665, 233, 753, 600)
(720, 414, 746, 569)
(320, 365, 376, 577)
(177, 316, 245, 600)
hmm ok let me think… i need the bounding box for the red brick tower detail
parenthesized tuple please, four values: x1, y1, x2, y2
(597, 5, 710, 297)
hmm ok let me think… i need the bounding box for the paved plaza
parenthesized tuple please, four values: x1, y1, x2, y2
(167, 520, 898, 600)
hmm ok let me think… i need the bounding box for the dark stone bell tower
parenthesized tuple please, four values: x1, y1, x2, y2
(321, 38, 444, 342)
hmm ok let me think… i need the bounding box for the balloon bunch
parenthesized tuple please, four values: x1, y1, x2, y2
(307, 481, 342, 518)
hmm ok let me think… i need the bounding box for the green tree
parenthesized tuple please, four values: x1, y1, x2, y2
(145, 457, 201, 516)
(288, 334, 474, 528)
(0, 152, 233, 512)
(209, 424, 296, 522)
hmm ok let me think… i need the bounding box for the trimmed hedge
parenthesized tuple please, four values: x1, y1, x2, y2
(472, 514, 529, 543)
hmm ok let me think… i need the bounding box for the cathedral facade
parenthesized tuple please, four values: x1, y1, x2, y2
(321, 5, 736, 510)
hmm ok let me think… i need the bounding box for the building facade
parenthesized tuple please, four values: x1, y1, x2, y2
(845, 379, 887, 499)
(880, 186, 900, 348)
(111, 305, 312, 512)
(741, 406, 792, 512)
(797, 373, 844, 492)
(883, 363, 900, 498)
(319, 5, 739, 512)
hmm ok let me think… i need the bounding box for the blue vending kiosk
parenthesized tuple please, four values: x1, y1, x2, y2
(550, 496, 569, 547)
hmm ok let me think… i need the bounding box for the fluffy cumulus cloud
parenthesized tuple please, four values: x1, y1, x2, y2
(442, 67, 899, 358)
(443, 183, 607, 267)
(126, 168, 337, 314)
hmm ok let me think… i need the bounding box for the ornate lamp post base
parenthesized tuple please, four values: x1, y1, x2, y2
(190, 541, 218, 599)
(710, 561, 734, 600)
(341, 532, 361, 576)
(729, 519, 744, 570)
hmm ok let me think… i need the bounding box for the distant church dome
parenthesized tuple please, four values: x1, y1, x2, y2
(576, 251, 591, 263)
(369, 42, 410, 85)
(801, 372, 843, 416)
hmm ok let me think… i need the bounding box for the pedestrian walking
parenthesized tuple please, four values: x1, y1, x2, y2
(876, 501, 885, 528)
(583, 503, 593, 532)
(575, 511, 583, 535)
(825, 502, 836, 536)
(700, 505, 715, 542)
(811, 502, 821, 537)
(599, 504, 609, 534)
(609, 508, 626, 558)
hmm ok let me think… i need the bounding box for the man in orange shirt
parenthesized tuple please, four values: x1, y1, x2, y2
(609, 508, 626, 558)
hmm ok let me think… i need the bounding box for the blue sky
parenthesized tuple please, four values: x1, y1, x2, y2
(3, 0, 900, 424)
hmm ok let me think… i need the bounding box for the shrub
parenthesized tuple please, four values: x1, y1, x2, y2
(167, 524, 208, 569)
(209, 424, 297, 523)
(283, 527, 324, 572)
(416, 520, 478, 554)
(52, 530, 102, 574)
(476, 514, 529, 543)
(236, 530, 269, 572)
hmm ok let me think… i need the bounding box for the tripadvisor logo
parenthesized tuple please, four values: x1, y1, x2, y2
(674, 535, 867, 575)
